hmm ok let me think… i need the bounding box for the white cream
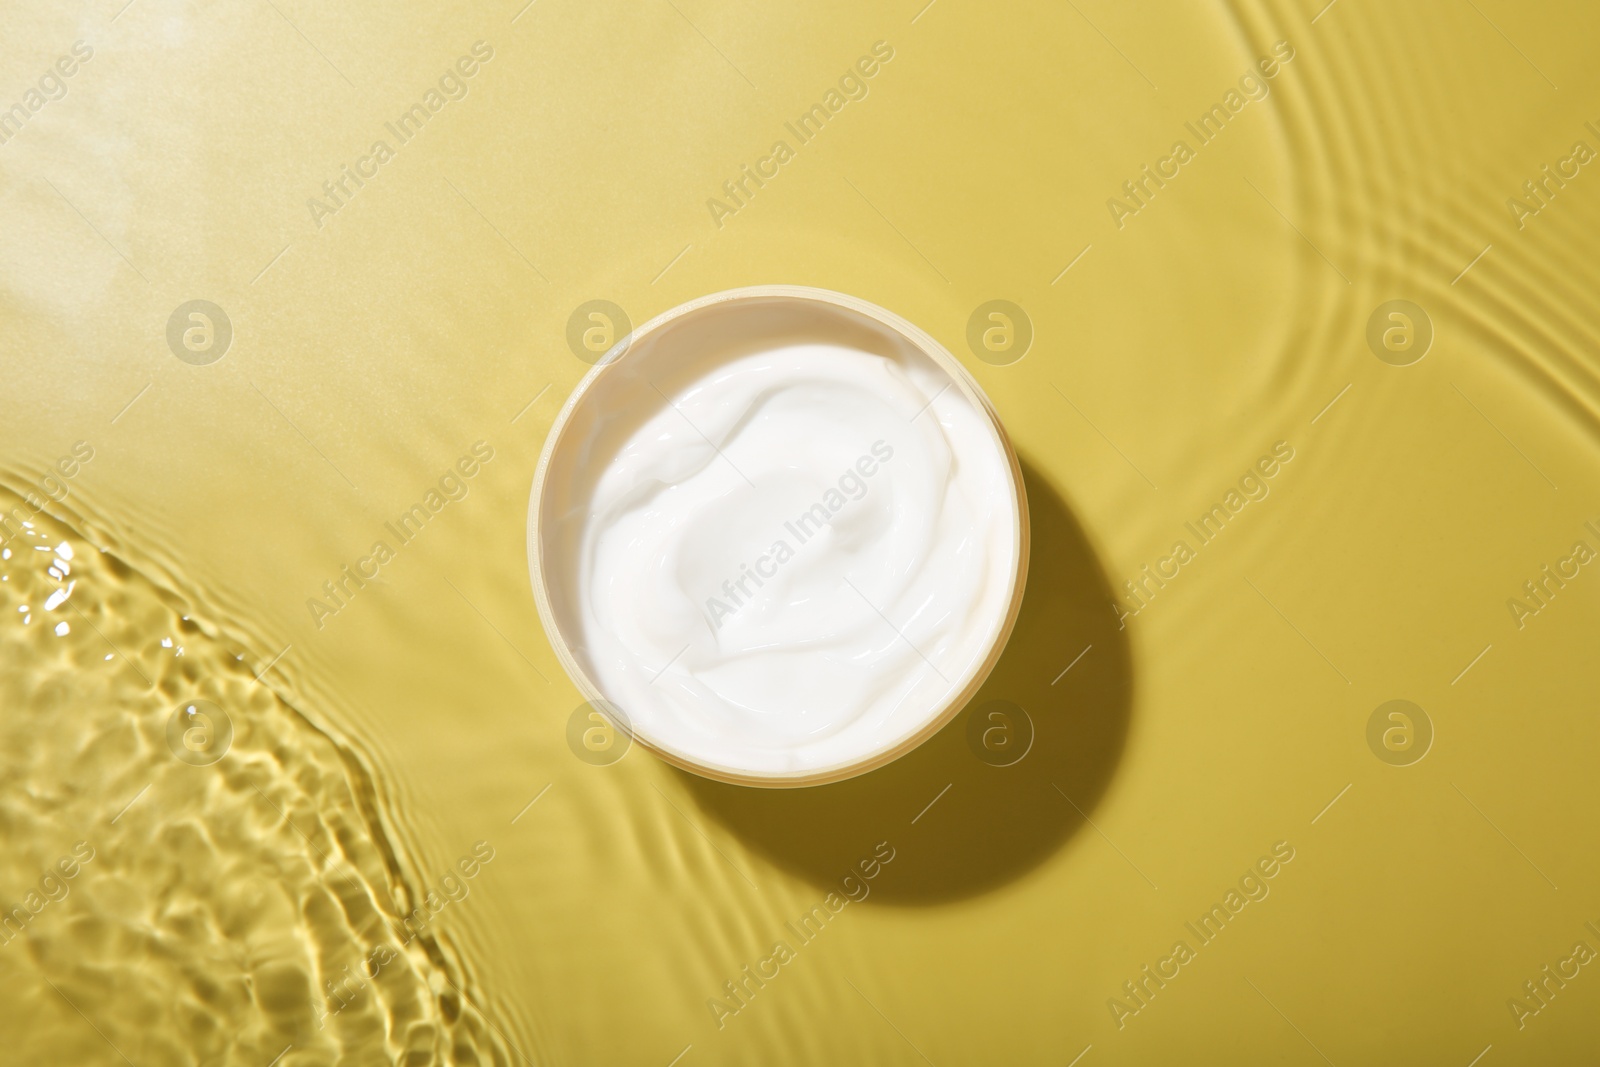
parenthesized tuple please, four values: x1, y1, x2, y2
(535, 295, 1022, 780)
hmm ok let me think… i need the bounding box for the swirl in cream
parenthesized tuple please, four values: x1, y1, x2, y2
(538, 297, 1022, 779)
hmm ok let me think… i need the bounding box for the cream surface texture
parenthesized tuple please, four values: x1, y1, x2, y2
(540, 309, 1020, 777)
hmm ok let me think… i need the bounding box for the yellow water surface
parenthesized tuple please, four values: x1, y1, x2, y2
(3, 0, 1600, 1063)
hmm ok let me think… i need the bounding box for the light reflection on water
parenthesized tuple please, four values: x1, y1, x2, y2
(0, 486, 509, 1066)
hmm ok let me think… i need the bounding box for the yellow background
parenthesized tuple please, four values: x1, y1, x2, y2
(3, 0, 1600, 1063)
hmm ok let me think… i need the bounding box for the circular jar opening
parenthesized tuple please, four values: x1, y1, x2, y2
(530, 286, 1028, 786)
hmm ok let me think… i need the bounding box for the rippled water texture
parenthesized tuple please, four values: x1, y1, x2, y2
(4, 0, 1600, 1062)
(0, 489, 507, 1065)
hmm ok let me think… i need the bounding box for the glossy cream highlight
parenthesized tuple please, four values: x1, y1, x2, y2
(534, 293, 1023, 780)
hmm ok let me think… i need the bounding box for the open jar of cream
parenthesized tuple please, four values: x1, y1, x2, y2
(529, 286, 1028, 786)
